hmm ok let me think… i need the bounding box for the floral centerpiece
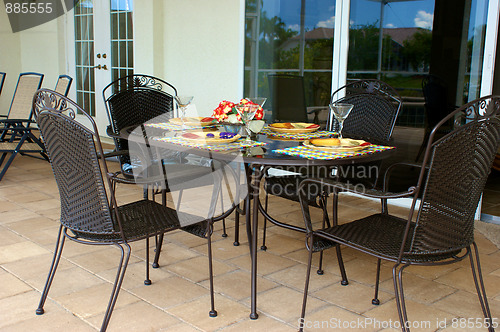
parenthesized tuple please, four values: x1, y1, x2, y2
(212, 99, 264, 124)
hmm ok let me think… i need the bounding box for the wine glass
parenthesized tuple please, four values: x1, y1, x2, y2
(245, 97, 267, 108)
(235, 103, 260, 143)
(329, 102, 353, 139)
(174, 95, 194, 129)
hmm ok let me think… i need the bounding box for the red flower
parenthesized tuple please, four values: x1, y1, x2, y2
(211, 99, 264, 122)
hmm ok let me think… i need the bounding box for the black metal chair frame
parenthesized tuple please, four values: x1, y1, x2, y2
(0, 72, 5, 99)
(298, 95, 500, 332)
(0, 72, 45, 181)
(261, 79, 402, 276)
(32, 89, 235, 331)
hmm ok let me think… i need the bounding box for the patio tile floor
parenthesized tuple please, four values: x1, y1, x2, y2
(1, 155, 499, 331)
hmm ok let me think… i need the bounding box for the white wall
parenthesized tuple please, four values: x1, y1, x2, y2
(134, 0, 245, 117)
(0, 12, 67, 115)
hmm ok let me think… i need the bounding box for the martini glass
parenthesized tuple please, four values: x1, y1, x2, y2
(329, 102, 353, 139)
(235, 103, 259, 143)
(245, 97, 267, 108)
(174, 95, 194, 129)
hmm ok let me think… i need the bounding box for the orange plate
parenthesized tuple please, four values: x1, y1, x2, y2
(268, 122, 320, 134)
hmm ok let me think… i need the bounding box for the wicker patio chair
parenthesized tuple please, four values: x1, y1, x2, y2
(0, 72, 5, 99)
(0, 72, 45, 180)
(262, 80, 401, 276)
(32, 89, 227, 331)
(54, 74, 73, 96)
(298, 95, 500, 332)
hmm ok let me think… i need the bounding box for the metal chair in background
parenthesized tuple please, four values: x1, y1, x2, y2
(0, 72, 45, 181)
(54, 74, 73, 96)
(0, 72, 5, 99)
(298, 95, 500, 332)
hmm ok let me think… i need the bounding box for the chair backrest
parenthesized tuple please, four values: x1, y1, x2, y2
(8, 72, 44, 120)
(329, 79, 402, 144)
(268, 74, 308, 123)
(54, 75, 73, 96)
(32, 89, 118, 236)
(408, 96, 500, 256)
(0, 72, 5, 97)
(422, 74, 454, 127)
(103, 74, 177, 167)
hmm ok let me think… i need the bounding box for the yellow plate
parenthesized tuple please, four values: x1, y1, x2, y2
(268, 122, 320, 134)
(303, 138, 368, 152)
(169, 117, 217, 126)
(180, 131, 241, 144)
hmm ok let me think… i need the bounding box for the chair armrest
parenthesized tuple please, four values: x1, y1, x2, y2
(382, 162, 428, 192)
(107, 171, 167, 185)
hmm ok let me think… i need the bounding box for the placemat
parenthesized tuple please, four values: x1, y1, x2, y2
(261, 127, 336, 140)
(272, 145, 395, 160)
(145, 122, 218, 131)
(152, 136, 266, 152)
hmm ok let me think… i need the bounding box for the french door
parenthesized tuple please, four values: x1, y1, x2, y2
(68, 0, 134, 135)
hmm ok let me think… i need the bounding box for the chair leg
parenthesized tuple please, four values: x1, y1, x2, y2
(299, 235, 314, 332)
(470, 242, 494, 332)
(261, 192, 269, 251)
(220, 189, 227, 237)
(36, 225, 65, 315)
(335, 245, 349, 286)
(207, 222, 217, 317)
(392, 263, 411, 332)
(152, 234, 163, 268)
(317, 196, 329, 275)
(372, 258, 381, 304)
(144, 236, 152, 285)
(233, 207, 240, 246)
(100, 243, 131, 332)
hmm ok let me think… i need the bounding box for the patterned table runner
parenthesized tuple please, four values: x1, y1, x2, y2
(272, 145, 395, 160)
(152, 136, 266, 152)
(145, 122, 218, 131)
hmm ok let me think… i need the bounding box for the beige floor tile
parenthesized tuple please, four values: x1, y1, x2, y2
(228, 251, 298, 276)
(70, 247, 141, 274)
(0, 226, 26, 245)
(5, 216, 58, 235)
(6, 191, 52, 204)
(87, 301, 180, 332)
(166, 294, 249, 331)
(249, 286, 327, 323)
(167, 256, 236, 283)
(221, 315, 295, 331)
(0, 290, 65, 329)
(435, 267, 500, 297)
(0, 273, 32, 299)
(261, 233, 307, 256)
(0, 241, 50, 264)
(0, 201, 19, 213)
(167, 231, 211, 248)
(159, 322, 203, 332)
(267, 264, 341, 293)
(311, 281, 393, 314)
(1, 310, 95, 332)
(200, 270, 278, 301)
(433, 289, 500, 319)
(0, 208, 40, 224)
(364, 298, 456, 332)
(37, 266, 106, 298)
(54, 283, 140, 319)
(99, 260, 173, 290)
(405, 264, 461, 280)
(339, 257, 394, 286)
(131, 276, 208, 308)
(139, 241, 201, 267)
(379, 273, 456, 304)
(191, 237, 249, 261)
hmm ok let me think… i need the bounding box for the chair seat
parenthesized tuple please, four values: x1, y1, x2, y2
(318, 213, 461, 263)
(69, 199, 202, 242)
(0, 141, 44, 152)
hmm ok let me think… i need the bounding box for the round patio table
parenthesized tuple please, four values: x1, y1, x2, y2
(122, 124, 395, 319)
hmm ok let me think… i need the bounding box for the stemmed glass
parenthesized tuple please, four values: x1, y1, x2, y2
(245, 97, 267, 108)
(235, 103, 260, 143)
(329, 102, 353, 139)
(174, 95, 194, 129)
